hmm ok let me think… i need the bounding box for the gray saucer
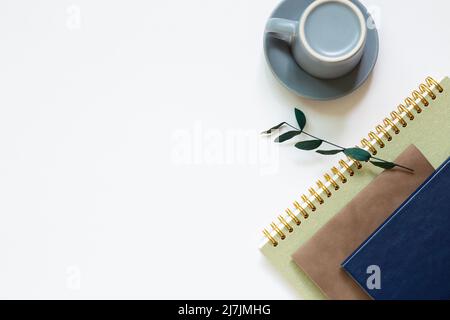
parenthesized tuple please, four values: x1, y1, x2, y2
(264, 0, 379, 100)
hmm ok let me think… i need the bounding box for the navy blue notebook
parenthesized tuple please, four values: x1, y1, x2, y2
(342, 158, 450, 300)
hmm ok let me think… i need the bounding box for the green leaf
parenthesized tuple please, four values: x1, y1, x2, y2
(316, 149, 344, 155)
(261, 122, 287, 135)
(295, 108, 306, 131)
(344, 148, 371, 162)
(274, 131, 301, 143)
(295, 140, 323, 151)
(370, 161, 397, 170)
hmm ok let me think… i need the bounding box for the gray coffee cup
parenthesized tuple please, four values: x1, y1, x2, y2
(265, 0, 367, 79)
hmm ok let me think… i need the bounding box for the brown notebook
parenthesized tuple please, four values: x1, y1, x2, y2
(291, 145, 434, 300)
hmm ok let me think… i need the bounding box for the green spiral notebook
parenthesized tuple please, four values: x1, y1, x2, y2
(260, 77, 450, 299)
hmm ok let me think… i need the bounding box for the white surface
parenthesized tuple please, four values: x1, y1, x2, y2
(0, 0, 449, 299)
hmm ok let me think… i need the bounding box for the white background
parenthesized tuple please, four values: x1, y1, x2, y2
(0, 0, 449, 299)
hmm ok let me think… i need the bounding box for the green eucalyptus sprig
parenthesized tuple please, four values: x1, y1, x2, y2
(262, 108, 414, 172)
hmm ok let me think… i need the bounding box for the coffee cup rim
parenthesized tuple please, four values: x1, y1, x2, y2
(299, 0, 367, 63)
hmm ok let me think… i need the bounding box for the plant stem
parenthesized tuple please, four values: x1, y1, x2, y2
(303, 132, 344, 150)
(285, 122, 414, 172)
(285, 123, 300, 131)
(370, 156, 390, 163)
(371, 156, 414, 172)
(285, 123, 345, 150)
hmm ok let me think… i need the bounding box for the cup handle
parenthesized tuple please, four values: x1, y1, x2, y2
(265, 18, 298, 44)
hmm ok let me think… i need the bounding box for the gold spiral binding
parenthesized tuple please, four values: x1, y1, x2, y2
(301, 195, 316, 212)
(331, 166, 347, 183)
(263, 77, 444, 247)
(294, 201, 310, 218)
(339, 160, 354, 176)
(384, 118, 400, 134)
(376, 125, 392, 141)
(391, 111, 407, 127)
(420, 84, 436, 100)
(361, 138, 378, 155)
(309, 188, 324, 204)
(286, 209, 301, 226)
(270, 223, 285, 240)
(317, 180, 331, 198)
(405, 97, 422, 113)
(426, 76, 443, 93)
(324, 173, 339, 190)
(348, 157, 363, 169)
(278, 216, 293, 233)
(368, 132, 385, 148)
(398, 104, 414, 120)
(263, 229, 278, 247)
(412, 90, 429, 107)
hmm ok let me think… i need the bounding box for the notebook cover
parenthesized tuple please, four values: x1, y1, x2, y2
(291, 145, 435, 300)
(260, 77, 450, 299)
(342, 158, 450, 300)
